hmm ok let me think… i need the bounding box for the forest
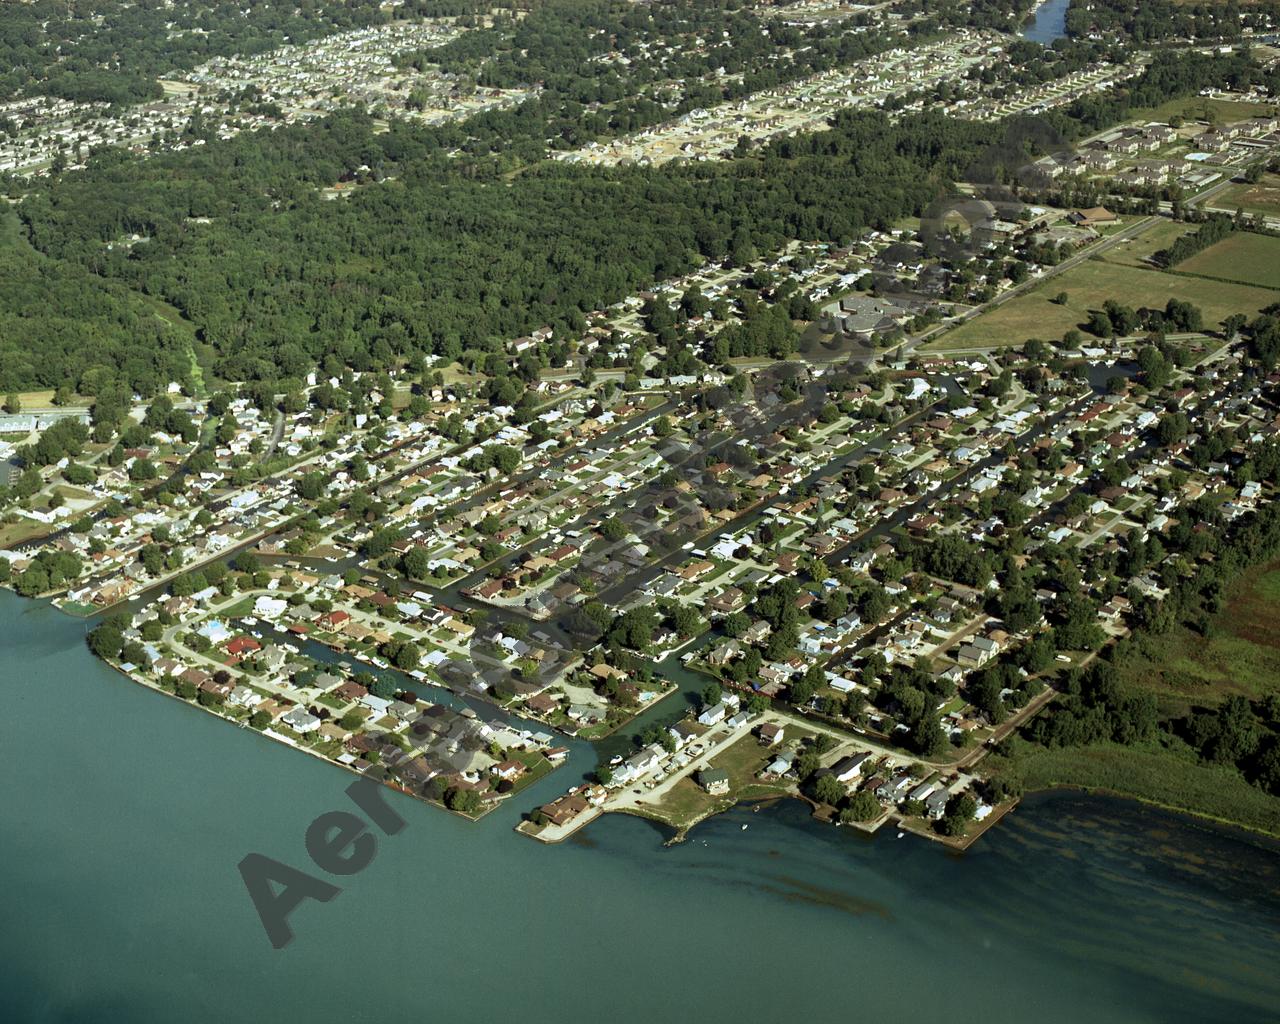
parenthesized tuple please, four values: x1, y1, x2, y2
(0, 211, 191, 396)
(0, 3, 1268, 397)
(9, 108, 989, 393)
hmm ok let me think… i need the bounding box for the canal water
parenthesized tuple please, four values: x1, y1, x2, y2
(2, 588, 1278, 1023)
(1022, 0, 1071, 44)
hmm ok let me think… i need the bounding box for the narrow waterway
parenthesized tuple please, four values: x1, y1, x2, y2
(1022, 0, 1072, 44)
(2, 589, 1278, 1023)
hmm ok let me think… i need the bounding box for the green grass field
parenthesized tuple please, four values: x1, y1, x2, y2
(1175, 232, 1280, 290)
(930, 255, 1277, 350)
(1130, 96, 1278, 124)
(1100, 220, 1196, 269)
(1215, 173, 1280, 219)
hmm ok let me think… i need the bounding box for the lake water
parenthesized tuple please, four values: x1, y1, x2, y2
(2, 588, 1279, 1023)
(1022, 0, 1071, 44)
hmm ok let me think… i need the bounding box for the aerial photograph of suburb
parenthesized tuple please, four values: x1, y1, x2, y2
(1, 0, 1279, 1021)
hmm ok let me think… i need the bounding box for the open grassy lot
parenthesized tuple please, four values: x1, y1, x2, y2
(1215, 173, 1280, 219)
(1129, 96, 1278, 124)
(1175, 232, 1280, 290)
(1099, 220, 1196, 269)
(930, 256, 1277, 350)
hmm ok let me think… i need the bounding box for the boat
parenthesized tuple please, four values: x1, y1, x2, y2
(740, 824, 748, 831)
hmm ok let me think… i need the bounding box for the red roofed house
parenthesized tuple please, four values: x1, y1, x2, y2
(226, 636, 261, 657)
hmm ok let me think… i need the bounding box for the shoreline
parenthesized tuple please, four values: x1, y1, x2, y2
(1018, 780, 1280, 845)
(99, 658, 529, 824)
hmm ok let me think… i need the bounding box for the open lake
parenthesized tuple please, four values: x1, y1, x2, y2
(2, 588, 1278, 1023)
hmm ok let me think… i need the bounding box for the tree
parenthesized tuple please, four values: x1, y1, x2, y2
(794, 750, 822, 781)
(840, 791, 882, 822)
(403, 546, 432, 579)
(813, 774, 845, 806)
(128, 458, 158, 482)
(392, 642, 420, 672)
(87, 621, 125, 660)
(445, 787, 483, 815)
(296, 472, 327, 500)
(910, 716, 948, 756)
(938, 792, 977, 836)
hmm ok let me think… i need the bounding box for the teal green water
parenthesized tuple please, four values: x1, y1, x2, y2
(2, 590, 1278, 1023)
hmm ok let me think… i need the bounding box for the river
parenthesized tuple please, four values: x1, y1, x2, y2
(1021, 0, 1071, 44)
(1, 588, 1278, 1023)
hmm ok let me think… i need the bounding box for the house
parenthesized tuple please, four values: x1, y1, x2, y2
(228, 685, 263, 708)
(759, 722, 785, 746)
(742, 620, 772, 644)
(493, 760, 526, 782)
(926, 788, 951, 819)
(226, 635, 261, 657)
(765, 751, 795, 776)
(281, 707, 321, 734)
(199, 676, 234, 699)
(335, 680, 368, 702)
(957, 635, 998, 667)
(876, 775, 913, 803)
(524, 692, 559, 715)
(908, 780, 938, 803)
(830, 752, 871, 783)
(540, 793, 590, 827)
(698, 702, 727, 726)
(705, 640, 742, 667)
(567, 704, 607, 726)
(698, 768, 730, 795)
(669, 721, 700, 749)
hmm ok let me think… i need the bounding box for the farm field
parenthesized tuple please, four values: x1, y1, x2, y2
(930, 255, 1277, 350)
(1176, 232, 1280, 290)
